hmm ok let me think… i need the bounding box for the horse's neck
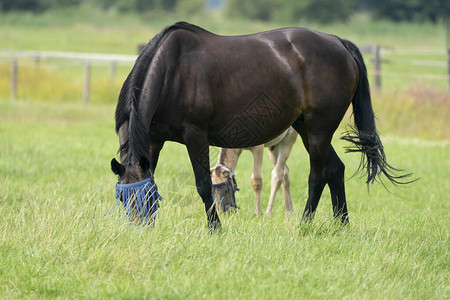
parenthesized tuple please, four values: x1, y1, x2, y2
(216, 148, 243, 171)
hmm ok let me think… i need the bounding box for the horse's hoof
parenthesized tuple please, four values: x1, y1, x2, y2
(340, 216, 350, 226)
(208, 219, 222, 232)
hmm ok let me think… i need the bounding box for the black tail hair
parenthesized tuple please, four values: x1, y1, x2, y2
(340, 39, 415, 186)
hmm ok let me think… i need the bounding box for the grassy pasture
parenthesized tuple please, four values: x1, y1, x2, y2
(0, 11, 449, 299)
(0, 101, 448, 299)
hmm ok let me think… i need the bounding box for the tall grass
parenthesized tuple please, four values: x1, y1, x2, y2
(371, 88, 449, 139)
(0, 60, 129, 103)
(0, 101, 448, 298)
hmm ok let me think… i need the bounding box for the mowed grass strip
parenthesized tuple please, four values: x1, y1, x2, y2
(0, 101, 448, 299)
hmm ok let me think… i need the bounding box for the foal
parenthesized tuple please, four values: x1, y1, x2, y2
(211, 127, 297, 215)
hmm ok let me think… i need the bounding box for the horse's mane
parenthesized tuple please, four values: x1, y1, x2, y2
(115, 22, 206, 163)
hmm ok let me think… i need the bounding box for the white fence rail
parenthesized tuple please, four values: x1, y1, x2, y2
(0, 45, 448, 103)
(0, 50, 136, 104)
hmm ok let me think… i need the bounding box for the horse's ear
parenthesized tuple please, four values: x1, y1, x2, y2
(222, 170, 231, 178)
(111, 158, 125, 176)
(139, 157, 150, 171)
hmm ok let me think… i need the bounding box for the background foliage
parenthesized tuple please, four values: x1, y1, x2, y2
(1, 0, 449, 23)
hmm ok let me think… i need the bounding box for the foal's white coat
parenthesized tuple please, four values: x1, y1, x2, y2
(211, 127, 298, 215)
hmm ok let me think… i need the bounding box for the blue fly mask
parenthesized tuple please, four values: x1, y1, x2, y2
(212, 164, 240, 213)
(114, 176, 163, 223)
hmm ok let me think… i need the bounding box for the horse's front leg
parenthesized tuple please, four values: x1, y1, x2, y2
(148, 140, 164, 174)
(184, 125, 221, 230)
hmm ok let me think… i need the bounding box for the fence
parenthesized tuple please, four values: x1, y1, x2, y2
(0, 50, 136, 104)
(376, 48, 448, 91)
(0, 45, 448, 103)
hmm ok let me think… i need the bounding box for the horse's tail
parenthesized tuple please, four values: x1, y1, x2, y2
(340, 39, 414, 186)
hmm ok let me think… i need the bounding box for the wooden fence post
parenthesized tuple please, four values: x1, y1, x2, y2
(358, 45, 381, 90)
(35, 56, 40, 69)
(83, 60, 91, 105)
(110, 61, 117, 80)
(11, 57, 17, 100)
(447, 18, 449, 93)
(138, 44, 145, 54)
(447, 46, 450, 93)
(372, 45, 381, 90)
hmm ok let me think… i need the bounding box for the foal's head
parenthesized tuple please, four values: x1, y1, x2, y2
(210, 165, 239, 213)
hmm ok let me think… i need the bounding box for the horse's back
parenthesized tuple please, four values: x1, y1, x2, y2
(168, 26, 357, 102)
(155, 25, 358, 147)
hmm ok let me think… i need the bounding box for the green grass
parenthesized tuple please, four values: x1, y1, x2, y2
(0, 100, 448, 299)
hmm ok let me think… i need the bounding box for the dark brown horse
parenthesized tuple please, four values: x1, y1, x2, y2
(111, 22, 412, 229)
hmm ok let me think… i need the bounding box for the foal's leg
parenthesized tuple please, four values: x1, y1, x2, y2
(266, 147, 282, 215)
(281, 165, 293, 213)
(279, 130, 297, 214)
(266, 131, 297, 215)
(250, 146, 264, 215)
(184, 125, 221, 229)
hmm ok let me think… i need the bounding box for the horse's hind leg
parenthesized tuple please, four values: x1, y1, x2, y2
(292, 116, 325, 220)
(303, 138, 331, 221)
(291, 115, 332, 222)
(328, 147, 349, 224)
(292, 115, 348, 224)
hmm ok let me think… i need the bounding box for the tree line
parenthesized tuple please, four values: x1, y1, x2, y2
(1, 0, 448, 24)
(225, 0, 448, 24)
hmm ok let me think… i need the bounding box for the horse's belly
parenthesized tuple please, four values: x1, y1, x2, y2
(210, 123, 293, 148)
(209, 98, 298, 148)
(263, 130, 288, 147)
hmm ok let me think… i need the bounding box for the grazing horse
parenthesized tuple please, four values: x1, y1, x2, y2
(111, 22, 412, 229)
(211, 127, 297, 215)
